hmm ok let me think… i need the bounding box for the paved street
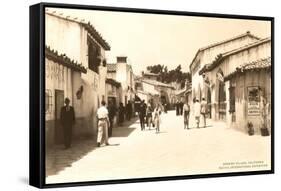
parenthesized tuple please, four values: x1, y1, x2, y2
(46, 110, 271, 184)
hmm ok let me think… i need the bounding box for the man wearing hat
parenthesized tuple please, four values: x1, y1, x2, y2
(60, 97, 76, 149)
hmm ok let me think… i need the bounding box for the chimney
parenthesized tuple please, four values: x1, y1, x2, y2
(117, 56, 127, 63)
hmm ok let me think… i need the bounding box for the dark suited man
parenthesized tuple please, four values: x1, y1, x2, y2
(139, 100, 147, 131)
(60, 98, 75, 149)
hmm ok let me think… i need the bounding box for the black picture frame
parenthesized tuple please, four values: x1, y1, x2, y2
(30, 2, 274, 189)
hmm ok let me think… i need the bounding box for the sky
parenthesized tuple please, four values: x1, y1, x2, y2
(48, 8, 271, 75)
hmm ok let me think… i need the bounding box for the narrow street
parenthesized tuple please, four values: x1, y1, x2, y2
(46, 110, 271, 184)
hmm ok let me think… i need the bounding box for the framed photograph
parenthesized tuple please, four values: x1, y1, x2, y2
(29, 2, 274, 188)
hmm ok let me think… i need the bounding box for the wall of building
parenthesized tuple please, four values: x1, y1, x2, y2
(202, 40, 271, 134)
(46, 14, 108, 145)
(45, 58, 81, 146)
(230, 70, 271, 133)
(115, 62, 135, 104)
(190, 35, 259, 103)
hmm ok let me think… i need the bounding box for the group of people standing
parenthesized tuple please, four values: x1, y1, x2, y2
(59, 97, 135, 149)
(138, 100, 162, 133)
(179, 98, 208, 130)
(116, 101, 133, 126)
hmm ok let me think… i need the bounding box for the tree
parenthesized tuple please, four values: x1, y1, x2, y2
(146, 64, 191, 88)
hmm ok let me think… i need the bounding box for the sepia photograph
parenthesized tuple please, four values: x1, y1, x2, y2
(43, 6, 272, 185)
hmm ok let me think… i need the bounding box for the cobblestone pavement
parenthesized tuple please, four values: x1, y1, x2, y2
(46, 110, 271, 184)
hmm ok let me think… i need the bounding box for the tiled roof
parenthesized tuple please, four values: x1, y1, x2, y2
(46, 10, 110, 50)
(199, 32, 260, 52)
(105, 78, 121, 87)
(199, 37, 271, 75)
(107, 63, 116, 72)
(45, 46, 87, 73)
(190, 31, 260, 70)
(137, 89, 160, 96)
(141, 79, 174, 89)
(224, 57, 271, 81)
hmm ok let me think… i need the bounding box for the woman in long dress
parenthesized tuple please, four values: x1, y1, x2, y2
(183, 101, 190, 129)
(153, 103, 162, 133)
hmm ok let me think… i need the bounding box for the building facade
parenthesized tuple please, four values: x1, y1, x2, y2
(107, 56, 135, 106)
(189, 32, 260, 103)
(45, 11, 111, 146)
(198, 37, 271, 133)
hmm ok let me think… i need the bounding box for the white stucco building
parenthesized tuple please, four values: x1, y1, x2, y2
(45, 10, 111, 146)
(107, 56, 135, 106)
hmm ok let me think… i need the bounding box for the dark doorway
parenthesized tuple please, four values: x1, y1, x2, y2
(54, 90, 64, 144)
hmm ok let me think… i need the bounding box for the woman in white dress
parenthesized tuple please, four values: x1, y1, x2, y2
(153, 103, 162, 133)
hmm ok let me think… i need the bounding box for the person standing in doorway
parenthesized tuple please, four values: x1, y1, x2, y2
(97, 101, 110, 147)
(154, 103, 162, 133)
(60, 98, 75, 149)
(194, 99, 201, 128)
(201, 98, 208, 128)
(183, 100, 190, 129)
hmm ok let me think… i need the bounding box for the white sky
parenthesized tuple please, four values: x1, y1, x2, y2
(48, 8, 271, 75)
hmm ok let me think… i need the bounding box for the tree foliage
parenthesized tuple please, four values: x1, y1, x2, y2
(146, 64, 191, 88)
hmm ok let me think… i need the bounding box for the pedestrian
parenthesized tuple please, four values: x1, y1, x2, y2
(163, 102, 168, 113)
(183, 100, 190, 129)
(179, 99, 184, 115)
(118, 102, 125, 126)
(194, 99, 201, 128)
(96, 101, 110, 147)
(176, 100, 179, 116)
(201, 98, 208, 128)
(139, 100, 146, 131)
(107, 100, 117, 137)
(146, 103, 153, 130)
(154, 103, 162, 133)
(126, 100, 132, 121)
(60, 97, 75, 149)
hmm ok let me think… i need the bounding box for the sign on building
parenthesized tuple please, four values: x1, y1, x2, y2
(247, 86, 260, 116)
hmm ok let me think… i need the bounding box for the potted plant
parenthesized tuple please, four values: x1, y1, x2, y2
(260, 123, 269, 136)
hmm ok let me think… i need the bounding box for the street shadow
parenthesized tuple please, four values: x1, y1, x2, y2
(112, 127, 136, 137)
(46, 137, 97, 177)
(112, 118, 138, 137)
